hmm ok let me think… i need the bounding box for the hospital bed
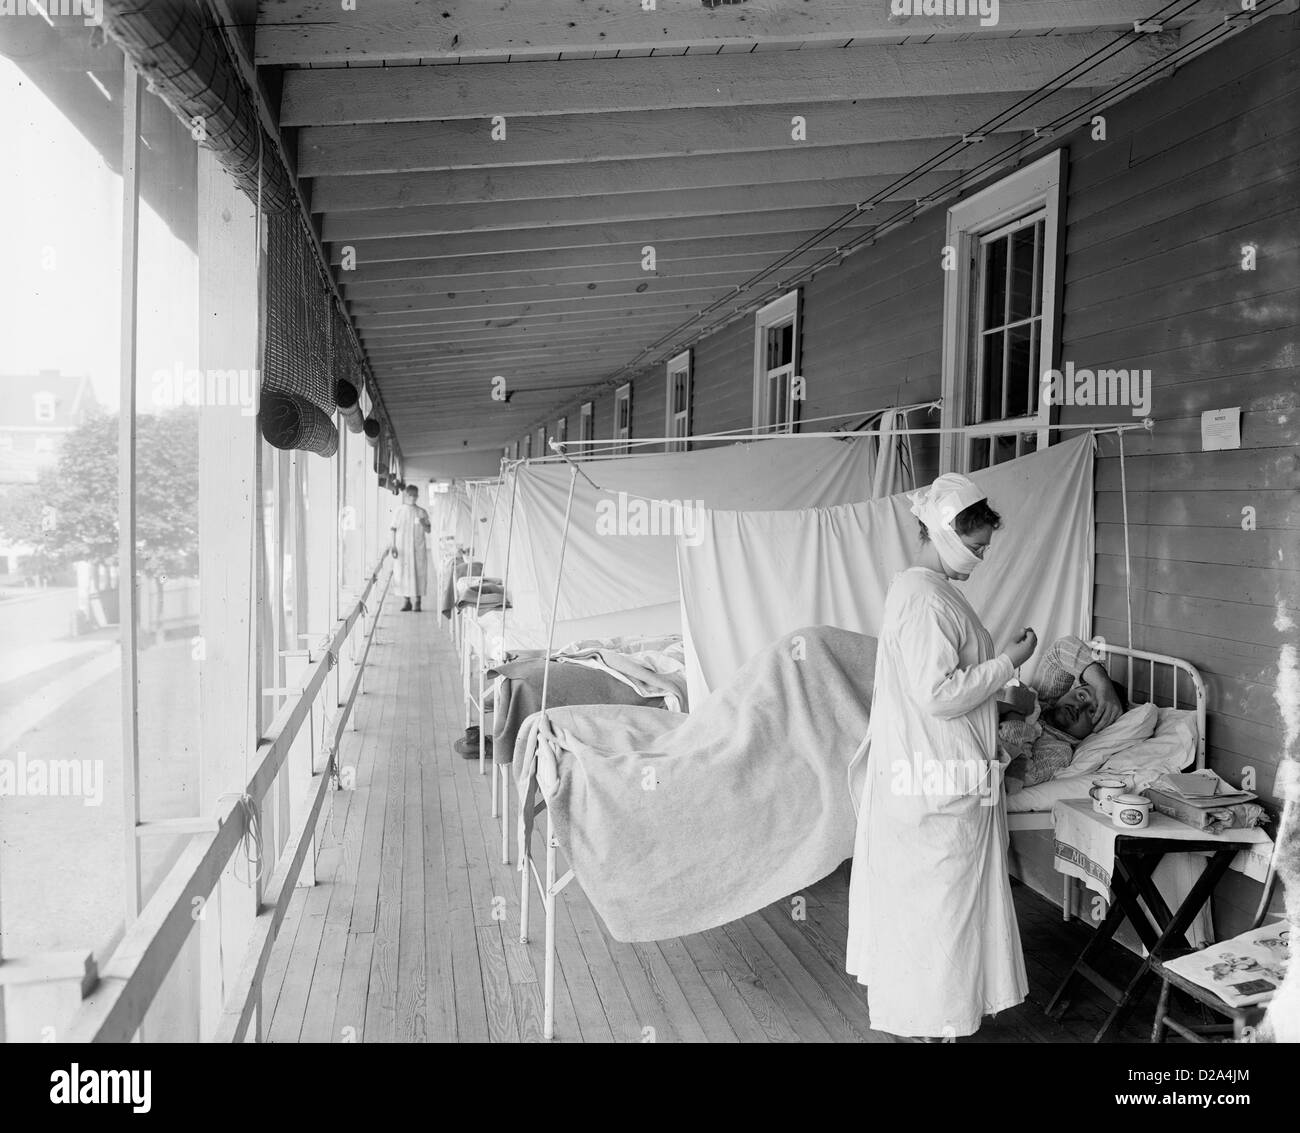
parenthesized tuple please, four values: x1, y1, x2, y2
(459, 596, 686, 861)
(1006, 640, 1207, 832)
(1005, 640, 1207, 927)
(513, 634, 1210, 1039)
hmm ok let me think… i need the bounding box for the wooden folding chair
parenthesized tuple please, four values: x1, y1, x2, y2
(1149, 850, 1282, 1043)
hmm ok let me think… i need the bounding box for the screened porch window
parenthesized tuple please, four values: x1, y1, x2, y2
(579, 401, 594, 445)
(555, 416, 567, 445)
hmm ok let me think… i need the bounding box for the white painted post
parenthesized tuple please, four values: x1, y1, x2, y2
(195, 145, 260, 1040)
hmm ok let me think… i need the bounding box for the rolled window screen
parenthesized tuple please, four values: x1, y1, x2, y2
(332, 304, 366, 434)
(261, 211, 339, 455)
(101, 0, 398, 463)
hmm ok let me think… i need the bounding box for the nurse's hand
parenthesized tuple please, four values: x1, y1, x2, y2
(1005, 628, 1038, 668)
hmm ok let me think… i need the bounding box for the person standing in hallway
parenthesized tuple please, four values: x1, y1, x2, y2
(390, 483, 432, 612)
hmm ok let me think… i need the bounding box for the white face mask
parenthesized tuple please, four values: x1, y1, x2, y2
(909, 474, 989, 577)
(929, 521, 983, 576)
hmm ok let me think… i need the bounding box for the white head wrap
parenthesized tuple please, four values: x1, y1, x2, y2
(908, 473, 988, 576)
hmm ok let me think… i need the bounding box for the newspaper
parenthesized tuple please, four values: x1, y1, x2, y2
(1161, 921, 1291, 1008)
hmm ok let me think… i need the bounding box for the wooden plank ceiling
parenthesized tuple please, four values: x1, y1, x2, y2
(253, 0, 1244, 460)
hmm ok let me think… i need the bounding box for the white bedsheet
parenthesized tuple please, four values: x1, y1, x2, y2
(1007, 706, 1200, 814)
(677, 434, 1095, 707)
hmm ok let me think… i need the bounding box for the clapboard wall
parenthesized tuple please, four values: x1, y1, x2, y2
(1062, 14, 1299, 931)
(522, 14, 1298, 931)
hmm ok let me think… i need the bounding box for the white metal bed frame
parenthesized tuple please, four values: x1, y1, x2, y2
(516, 637, 1208, 1040)
(450, 475, 523, 864)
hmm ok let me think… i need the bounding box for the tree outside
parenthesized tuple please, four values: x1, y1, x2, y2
(0, 407, 200, 637)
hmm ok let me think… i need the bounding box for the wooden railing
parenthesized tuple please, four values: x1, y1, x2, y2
(65, 554, 392, 1042)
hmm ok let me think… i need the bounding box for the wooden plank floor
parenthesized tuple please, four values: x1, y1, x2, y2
(264, 598, 1161, 1043)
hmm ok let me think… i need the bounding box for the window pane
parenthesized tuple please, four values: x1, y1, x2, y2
(991, 434, 1019, 467)
(1005, 321, 1034, 419)
(1028, 321, 1041, 415)
(1008, 224, 1038, 324)
(967, 436, 990, 472)
(1032, 219, 1045, 318)
(0, 34, 125, 1042)
(979, 332, 1003, 423)
(982, 237, 1008, 330)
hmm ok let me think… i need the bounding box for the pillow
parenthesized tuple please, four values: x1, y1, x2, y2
(1104, 707, 1200, 786)
(1068, 701, 1160, 774)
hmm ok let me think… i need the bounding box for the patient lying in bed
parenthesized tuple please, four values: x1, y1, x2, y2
(999, 635, 1127, 792)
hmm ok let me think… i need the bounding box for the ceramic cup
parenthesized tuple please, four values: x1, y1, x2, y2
(1112, 793, 1153, 830)
(1088, 777, 1127, 815)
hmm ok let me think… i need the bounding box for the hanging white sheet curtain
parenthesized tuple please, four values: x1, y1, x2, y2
(868, 408, 916, 499)
(677, 433, 1095, 707)
(508, 436, 882, 643)
(448, 482, 475, 550)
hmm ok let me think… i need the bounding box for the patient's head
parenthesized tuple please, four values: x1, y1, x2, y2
(1045, 680, 1125, 741)
(1045, 693, 1095, 741)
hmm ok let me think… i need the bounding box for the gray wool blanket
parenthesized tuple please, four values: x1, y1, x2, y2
(514, 626, 877, 942)
(489, 658, 664, 766)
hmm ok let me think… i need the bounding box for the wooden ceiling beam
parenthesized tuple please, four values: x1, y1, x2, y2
(337, 234, 846, 284)
(359, 311, 684, 343)
(352, 271, 807, 316)
(368, 339, 666, 367)
(368, 333, 663, 362)
(297, 91, 1095, 176)
(358, 302, 712, 335)
(255, 1, 1238, 65)
(310, 139, 1015, 212)
(280, 34, 1174, 124)
(341, 250, 834, 300)
(327, 208, 874, 263)
(353, 287, 743, 324)
(358, 314, 681, 345)
(356, 306, 694, 336)
(320, 171, 963, 241)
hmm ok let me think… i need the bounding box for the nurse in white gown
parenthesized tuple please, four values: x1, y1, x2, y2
(845, 474, 1039, 1039)
(390, 483, 431, 612)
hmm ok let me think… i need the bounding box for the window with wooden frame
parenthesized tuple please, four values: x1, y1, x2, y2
(752, 290, 800, 434)
(665, 350, 691, 453)
(535, 425, 547, 458)
(940, 150, 1064, 473)
(579, 400, 594, 446)
(522, 433, 532, 459)
(613, 383, 632, 455)
(555, 415, 568, 446)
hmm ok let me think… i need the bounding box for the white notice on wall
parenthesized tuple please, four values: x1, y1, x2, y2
(1201, 407, 1241, 451)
